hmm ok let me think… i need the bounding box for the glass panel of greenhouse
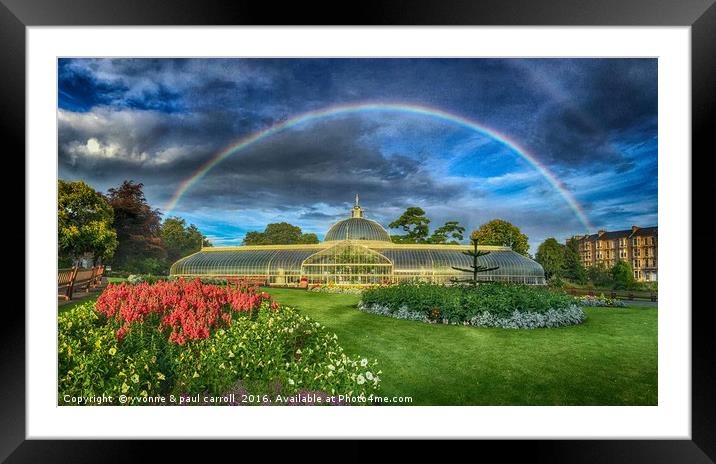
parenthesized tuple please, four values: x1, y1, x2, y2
(301, 242, 393, 285)
(170, 249, 316, 285)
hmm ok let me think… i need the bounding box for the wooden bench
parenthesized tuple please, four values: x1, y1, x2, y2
(75, 268, 97, 293)
(58, 267, 78, 300)
(92, 265, 105, 288)
(58, 265, 105, 301)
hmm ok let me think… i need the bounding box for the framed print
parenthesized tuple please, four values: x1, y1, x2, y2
(6, 0, 713, 460)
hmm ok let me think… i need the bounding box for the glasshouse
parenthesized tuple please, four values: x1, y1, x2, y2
(170, 201, 546, 286)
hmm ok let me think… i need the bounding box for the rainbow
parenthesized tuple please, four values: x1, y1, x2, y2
(164, 102, 593, 230)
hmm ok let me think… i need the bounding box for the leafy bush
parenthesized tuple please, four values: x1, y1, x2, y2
(59, 280, 380, 405)
(359, 282, 584, 329)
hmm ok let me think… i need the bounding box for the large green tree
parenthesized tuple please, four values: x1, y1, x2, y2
(161, 217, 212, 263)
(106, 180, 165, 270)
(470, 219, 529, 256)
(535, 238, 566, 280)
(389, 207, 431, 243)
(429, 221, 465, 245)
(611, 260, 635, 290)
(242, 222, 318, 245)
(58, 180, 118, 265)
(564, 237, 587, 284)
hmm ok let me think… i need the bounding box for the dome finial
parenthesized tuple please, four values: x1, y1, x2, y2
(351, 194, 363, 218)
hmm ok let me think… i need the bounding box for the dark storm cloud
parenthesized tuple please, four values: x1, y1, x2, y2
(171, 117, 471, 212)
(58, 109, 473, 212)
(512, 59, 657, 168)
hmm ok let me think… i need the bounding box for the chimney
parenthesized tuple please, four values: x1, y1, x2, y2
(598, 230, 606, 237)
(631, 225, 640, 233)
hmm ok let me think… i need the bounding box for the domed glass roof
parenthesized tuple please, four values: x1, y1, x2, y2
(324, 196, 392, 242)
(324, 217, 392, 242)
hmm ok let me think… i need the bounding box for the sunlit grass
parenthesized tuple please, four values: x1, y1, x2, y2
(264, 288, 657, 406)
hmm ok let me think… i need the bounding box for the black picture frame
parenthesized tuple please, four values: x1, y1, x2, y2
(4, 0, 711, 460)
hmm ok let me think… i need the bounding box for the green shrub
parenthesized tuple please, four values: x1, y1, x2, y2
(359, 282, 582, 328)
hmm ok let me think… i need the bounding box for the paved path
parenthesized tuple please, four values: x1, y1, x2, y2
(620, 300, 658, 307)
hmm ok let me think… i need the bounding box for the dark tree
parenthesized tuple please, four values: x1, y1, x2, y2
(389, 207, 431, 243)
(451, 237, 499, 285)
(161, 217, 212, 263)
(564, 237, 587, 284)
(106, 180, 165, 270)
(429, 221, 465, 244)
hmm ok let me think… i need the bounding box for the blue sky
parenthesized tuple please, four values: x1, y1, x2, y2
(57, 58, 657, 253)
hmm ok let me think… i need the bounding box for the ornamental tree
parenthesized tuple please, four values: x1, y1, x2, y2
(451, 237, 499, 285)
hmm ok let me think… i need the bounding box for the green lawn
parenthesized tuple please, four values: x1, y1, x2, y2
(263, 288, 658, 406)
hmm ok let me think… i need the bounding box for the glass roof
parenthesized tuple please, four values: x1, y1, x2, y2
(324, 218, 392, 242)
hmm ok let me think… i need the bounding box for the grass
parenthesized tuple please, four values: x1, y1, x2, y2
(263, 288, 657, 406)
(59, 285, 657, 405)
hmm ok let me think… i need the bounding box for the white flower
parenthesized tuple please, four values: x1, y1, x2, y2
(288, 378, 295, 385)
(356, 374, 366, 385)
(327, 364, 335, 371)
(365, 371, 373, 381)
(360, 358, 368, 367)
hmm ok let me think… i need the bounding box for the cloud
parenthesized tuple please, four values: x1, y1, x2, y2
(57, 58, 658, 246)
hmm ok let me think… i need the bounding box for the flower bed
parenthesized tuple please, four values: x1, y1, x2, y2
(576, 294, 627, 307)
(359, 282, 585, 329)
(59, 279, 380, 405)
(308, 284, 364, 295)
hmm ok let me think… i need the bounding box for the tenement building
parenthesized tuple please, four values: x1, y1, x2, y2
(570, 226, 657, 282)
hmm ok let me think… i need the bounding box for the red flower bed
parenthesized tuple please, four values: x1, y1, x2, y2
(95, 279, 274, 345)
